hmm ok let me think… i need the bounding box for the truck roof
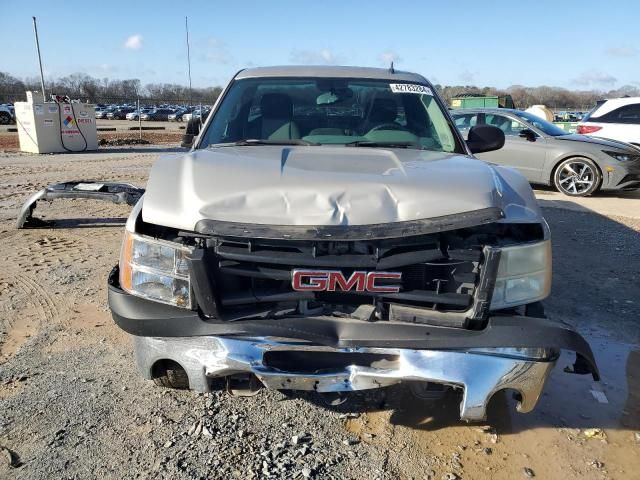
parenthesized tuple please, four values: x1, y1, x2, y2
(235, 65, 430, 84)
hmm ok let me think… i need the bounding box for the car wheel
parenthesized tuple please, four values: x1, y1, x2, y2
(553, 157, 601, 196)
(0, 112, 11, 125)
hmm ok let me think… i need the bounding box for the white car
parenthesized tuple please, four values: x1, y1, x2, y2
(577, 97, 640, 147)
(126, 109, 151, 121)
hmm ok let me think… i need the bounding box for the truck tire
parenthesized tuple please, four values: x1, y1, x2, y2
(552, 157, 601, 196)
(152, 360, 190, 389)
(0, 112, 11, 125)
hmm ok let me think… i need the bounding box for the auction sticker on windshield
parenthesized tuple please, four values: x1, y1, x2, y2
(390, 84, 433, 95)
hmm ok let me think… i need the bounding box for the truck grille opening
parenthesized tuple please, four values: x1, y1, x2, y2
(263, 351, 400, 373)
(182, 222, 542, 326)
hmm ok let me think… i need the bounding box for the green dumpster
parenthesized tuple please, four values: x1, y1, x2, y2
(450, 95, 515, 109)
(553, 122, 578, 134)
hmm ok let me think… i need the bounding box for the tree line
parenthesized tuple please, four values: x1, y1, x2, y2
(2, 71, 638, 110)
(0, 72, 223, 105)
(434, 84, 639, 111)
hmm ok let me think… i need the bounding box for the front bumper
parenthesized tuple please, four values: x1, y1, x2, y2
(136, 335, 556, 421)
(108, 283, 598, 421)
(601, 158, 640, 190)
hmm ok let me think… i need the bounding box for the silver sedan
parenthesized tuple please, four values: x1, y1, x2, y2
(451, 108, 640, 196)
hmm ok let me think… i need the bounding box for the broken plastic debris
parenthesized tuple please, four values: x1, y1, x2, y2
(583, 428, 606, 440)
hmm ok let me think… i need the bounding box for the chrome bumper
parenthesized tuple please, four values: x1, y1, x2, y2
(134, 335, 556, 421)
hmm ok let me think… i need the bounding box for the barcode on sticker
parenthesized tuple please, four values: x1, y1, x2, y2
(390, 84, 433, 95)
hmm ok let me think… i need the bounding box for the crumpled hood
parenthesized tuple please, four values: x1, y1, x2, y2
(142, 146, 539, 230)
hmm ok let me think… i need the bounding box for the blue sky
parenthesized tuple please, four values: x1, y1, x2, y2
(1, 0, 639, 90)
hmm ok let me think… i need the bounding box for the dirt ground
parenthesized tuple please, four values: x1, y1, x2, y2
(0, 146, 639, 479)
(0, 131, 182, 150)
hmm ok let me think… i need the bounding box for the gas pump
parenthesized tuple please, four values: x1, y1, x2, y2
(14, 91, 98, 154)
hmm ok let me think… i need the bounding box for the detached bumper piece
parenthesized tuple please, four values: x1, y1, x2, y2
(16, 181, 145, 229)
(109, 284, 599, 421)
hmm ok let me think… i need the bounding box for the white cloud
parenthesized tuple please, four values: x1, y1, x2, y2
(124, 34, 143, 50)
(605, 46, 638, 58)
(572, 70, 617, 87)
(290, 49, 342, 65)
(98, 63, 118, 73)
(205, 38, 231, 64)
(378, 50, 401, 66)
(458, 69, 475, 84)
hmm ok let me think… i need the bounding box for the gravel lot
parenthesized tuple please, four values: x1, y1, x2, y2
(0, 147, 638, 479)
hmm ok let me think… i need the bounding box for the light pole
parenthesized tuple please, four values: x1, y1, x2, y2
(32, 16, 47, 102)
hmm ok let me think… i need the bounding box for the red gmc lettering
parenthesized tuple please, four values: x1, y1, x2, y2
(366, 272, 402, 293)
(291, 270, 328, 291)
(327, 271, 366, 291)
(291, 270, 401, 293)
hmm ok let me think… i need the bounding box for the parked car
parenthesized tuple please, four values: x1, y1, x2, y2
(140, 108, 175, 121)
(95, 106, 117, 119)
(183, 108, 210, 123)
(108, 65, 598, 421)
(577, 97, 640, 147)
(0, 104, 15, 125)
(452, 108, 640, 196)
(126, 108, 152, 121)
(107, 107, 135, 120)
(168, 108, 192, 122)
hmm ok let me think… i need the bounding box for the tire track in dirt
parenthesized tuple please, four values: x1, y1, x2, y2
(1, 267, 62, 328)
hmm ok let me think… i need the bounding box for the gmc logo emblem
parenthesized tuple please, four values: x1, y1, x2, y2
(291, 269, 402, 293)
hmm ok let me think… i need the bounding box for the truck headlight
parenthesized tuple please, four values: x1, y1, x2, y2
(491, 241, 551, 310)
(119, 231, 192, 308)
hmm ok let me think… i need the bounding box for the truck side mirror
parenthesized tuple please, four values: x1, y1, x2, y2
(181, 134, 194, 148)
(466, 125, 505, 154)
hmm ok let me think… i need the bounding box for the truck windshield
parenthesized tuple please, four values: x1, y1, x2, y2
(199, 77, 462, 152)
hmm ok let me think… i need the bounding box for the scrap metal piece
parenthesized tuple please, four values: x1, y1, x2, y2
(16, 181, 145, 229)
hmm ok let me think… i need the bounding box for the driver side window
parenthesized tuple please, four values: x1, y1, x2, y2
(453, 113, 477, 132)
(485, 114, 527, 136)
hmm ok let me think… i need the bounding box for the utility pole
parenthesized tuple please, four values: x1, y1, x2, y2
(137, 97, 142, 140)
(32, 16, 46, 102)
(185, 16, 193, 108)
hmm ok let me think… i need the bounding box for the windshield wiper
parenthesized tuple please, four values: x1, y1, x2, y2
(345, 140, 426, 150)
(209, 138, 320, 148)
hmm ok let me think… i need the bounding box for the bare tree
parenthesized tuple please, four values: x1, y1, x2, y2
(2, 71, 637, 109)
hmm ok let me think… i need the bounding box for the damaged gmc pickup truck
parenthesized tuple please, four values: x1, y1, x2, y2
(108, 66, 598, 421)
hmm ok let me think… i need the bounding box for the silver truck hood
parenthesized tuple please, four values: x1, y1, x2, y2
(142, 146, 539, 230)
